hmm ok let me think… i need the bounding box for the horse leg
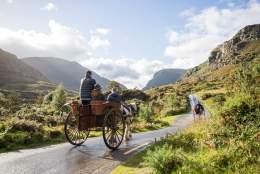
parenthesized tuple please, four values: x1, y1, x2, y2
(124, 119, 130, 141)
(129, 121, 132, 139)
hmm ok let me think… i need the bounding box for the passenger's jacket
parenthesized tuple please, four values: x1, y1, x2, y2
(80, 77, 96, 100)
(107, 92, 122, 103)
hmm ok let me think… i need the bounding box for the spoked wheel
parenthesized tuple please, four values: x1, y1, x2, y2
(103, 108, 125, 150)
(64, 112, 90, 146)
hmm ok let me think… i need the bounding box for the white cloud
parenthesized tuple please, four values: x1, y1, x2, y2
(0, 20, 158, 88)
(0, 20, 86, 58)
(88, 35, 110, 49)
(166, 0, 260, 69)
(42, 2, 58, 11)
(0, 0, 13, 3)
(95, 28, 110, 35)
(80, 57, 167, 88)
(88, 28, 111, 49)
(179, 8, 195, 17)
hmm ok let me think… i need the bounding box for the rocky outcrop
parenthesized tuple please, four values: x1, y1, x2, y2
(209, 24, 260, 68)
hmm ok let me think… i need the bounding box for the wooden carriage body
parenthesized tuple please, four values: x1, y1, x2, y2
(64, 100, 124, 150)
(75, 101, 121, 130)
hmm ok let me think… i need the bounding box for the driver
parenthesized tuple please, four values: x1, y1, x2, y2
(79, 70, 96, 105)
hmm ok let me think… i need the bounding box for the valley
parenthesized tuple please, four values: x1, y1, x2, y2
(0, 23, 259, 174)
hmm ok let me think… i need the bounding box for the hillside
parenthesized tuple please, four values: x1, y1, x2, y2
(184, 24, 260, 79)
(0, 49, 47, 88)
(143, 68, 186, 90)
(22, 57, 112, 90)
(113, 24, 260, 174)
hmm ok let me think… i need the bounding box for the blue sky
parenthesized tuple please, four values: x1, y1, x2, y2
(0, 0, 259, 88)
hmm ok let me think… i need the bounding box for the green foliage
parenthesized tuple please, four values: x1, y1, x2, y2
(164, 93, 180, 111)
(8, 118, 44, 133)
(201, 93, 213, 100)
(43, 92, 53, 104)
(138, 103, 154, 122)
(49, 130, 62, 139)
(51, 84, 67, 112)
(0, 93, 22, 113)
(121, 89, 149, 101)
(144, 144, 184, 174)
(231, 61, 260, 96)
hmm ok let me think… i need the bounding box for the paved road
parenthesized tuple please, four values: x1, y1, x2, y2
(0, 113, 193, 174)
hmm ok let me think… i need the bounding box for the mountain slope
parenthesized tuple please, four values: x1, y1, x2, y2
(22, 57, 111, 90)
(184, 24, 260, 80)
(0, 49, 47, 87)
(147, 24, 260, 116)
(143, 68, 186, 90)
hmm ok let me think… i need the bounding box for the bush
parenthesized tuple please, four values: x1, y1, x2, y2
(51, 85, 67, 112)
(0, 123, 6, 132)
(201, 93, 213, 100)
(144, 144, 185, 174)
(43, 92, 53, 104)
(8, 119, 43, 133)
(220, 93, 258, 132)
(49, 130, 62, 139)
(212, 94, 226, 105)
(138, 103, 154, 122)
(0, 136, 7, 148)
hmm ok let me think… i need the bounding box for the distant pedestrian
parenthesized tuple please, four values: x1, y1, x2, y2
(189, 95, 205, 121)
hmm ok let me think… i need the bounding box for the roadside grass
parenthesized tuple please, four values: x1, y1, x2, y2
(132, 116, 176, 133)
(112, 92, 260, 174)
(0, 115, 177, 154)
(111, 150, 152, 174)
(0, 133, 66, 153)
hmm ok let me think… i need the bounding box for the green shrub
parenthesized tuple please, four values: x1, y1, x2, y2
(220, 93, 258, 132)
(0, 123, 6, 132)
(213, 94, 226, 105)
(43, 92, 53, 104)
(31, 132, 44, 142)
(201, 93, 213, 100)
(138, 103, 154, 122)
(51, 84, 67, 112)
(0, 135, 7, 148)
(144, 144, 185, 174)
(8, 119, 43, 133)
(49, 130, 62, 139)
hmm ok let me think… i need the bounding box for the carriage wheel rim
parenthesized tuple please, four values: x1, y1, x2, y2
(64, 112, 90, 145)
(103, 109, 125, 150)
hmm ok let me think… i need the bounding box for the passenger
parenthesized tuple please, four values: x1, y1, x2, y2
(79, 70, 96, 105)
(107, 88, 122, 103)
(92, 84, 105, 101)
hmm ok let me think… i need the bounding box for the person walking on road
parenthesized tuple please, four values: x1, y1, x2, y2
(189, 95, 205, 121)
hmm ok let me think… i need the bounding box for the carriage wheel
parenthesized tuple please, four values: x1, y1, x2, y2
(103, 108, 125, 150)
(64, 112, 90, 146)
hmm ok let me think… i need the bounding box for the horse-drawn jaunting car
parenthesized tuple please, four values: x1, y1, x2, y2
(63, 100, 125, 150)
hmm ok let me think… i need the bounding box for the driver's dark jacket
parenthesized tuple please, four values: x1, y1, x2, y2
(80, 77, 96, 101)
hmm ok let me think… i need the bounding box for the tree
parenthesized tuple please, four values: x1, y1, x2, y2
(43, 92, 53, 104)
(107, 81, 123, 93)
(165, 93, 180, 112)
(51, 84, 67, 112)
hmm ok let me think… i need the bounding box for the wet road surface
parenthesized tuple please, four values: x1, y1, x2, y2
(0, 113, 193, 174)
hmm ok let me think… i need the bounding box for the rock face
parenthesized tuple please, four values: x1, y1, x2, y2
(0, 49, 47, 86)
(209, 24, 260, 68)
(143, 69, 186, 90)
